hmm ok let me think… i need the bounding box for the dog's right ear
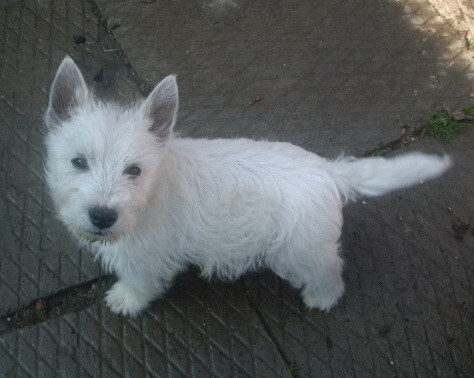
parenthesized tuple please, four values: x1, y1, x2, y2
(45, 56, 88, 128)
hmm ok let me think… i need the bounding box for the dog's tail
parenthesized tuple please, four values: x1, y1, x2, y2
(329, 152, 452, 201)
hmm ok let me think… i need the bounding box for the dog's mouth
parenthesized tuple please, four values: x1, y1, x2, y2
(79, 229, 124, 244)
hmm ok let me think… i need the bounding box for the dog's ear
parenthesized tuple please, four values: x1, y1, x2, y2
(142, 75, 179, 140)
(45, 56, 88, 128)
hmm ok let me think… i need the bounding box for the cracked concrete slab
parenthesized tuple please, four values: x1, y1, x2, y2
(1, 0, 473, 376)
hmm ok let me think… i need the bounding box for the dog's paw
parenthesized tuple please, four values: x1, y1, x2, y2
(105, 281, 151, 317)
(302, 283, 345, 312)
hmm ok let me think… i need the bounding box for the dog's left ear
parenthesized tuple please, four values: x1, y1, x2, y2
(142, 75, 179, 140)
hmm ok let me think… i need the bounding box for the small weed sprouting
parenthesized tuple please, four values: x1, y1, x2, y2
(425, 111, 461, 141)
(463, 105, 474, 117)
(288, 362, 299, 377)
(372, 149, 387, 157)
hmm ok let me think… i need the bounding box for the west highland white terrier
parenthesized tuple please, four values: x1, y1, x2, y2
(44, 56, 451, 316)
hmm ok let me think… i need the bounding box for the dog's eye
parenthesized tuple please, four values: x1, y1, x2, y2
(125, 164, 141, 177)
(71, 157, 89, 170)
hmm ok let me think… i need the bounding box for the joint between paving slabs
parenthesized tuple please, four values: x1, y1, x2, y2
(0, 275, 116, 337)
(86, 0, 153, 95)
(239, 279, 298, 377)
(362, 125, 426, 157)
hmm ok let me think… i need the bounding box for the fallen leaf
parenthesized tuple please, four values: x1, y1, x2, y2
(249, 96, 263, 105)
(35, 299, 48, 311)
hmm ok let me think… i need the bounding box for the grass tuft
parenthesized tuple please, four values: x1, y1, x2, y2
(371, 149, 387, 157)
(288, 362, 299, 377)
(425, 111, 461, 141)
(462, 105, 474, 116)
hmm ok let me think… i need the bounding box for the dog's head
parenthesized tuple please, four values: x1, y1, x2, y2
(45, 56, 178, 243)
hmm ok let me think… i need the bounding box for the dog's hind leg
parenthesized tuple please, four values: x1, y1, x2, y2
(268, 244, 345, 312)
(299, 250, 345, 311)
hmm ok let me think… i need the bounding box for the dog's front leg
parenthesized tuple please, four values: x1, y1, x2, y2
(105, 270, 173, 317)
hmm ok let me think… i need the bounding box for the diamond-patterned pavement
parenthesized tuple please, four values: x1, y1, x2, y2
(1, 277, 290, 377)
(0, 0, 139, 314)
(1, 0, 473, 376)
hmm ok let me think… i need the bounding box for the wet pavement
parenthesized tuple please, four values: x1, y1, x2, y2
(0, 0, 473, 376)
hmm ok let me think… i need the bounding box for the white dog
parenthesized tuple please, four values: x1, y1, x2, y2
(44, 56, 451, 316)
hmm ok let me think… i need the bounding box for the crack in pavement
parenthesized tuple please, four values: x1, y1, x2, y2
(361, 125, 427, 157)
(239, 279, 298, 378)
(86, 0, 152, 96)
(0, 275, 116, 337)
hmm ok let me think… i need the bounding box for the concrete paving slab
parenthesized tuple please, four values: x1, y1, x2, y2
(243, 127, 474, 376)
(97, 0, 474, 157)
(0, 0, 473, 376)
(1, 276, 291, 377)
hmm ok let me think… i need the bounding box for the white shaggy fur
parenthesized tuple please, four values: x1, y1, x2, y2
(45, 57, 452, 316)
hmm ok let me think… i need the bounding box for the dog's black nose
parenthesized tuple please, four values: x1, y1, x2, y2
(89, 207, 118, 229)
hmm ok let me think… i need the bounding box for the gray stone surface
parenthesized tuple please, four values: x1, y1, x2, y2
(98, 0, 473, 157)
(1, 0, 473, 376)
